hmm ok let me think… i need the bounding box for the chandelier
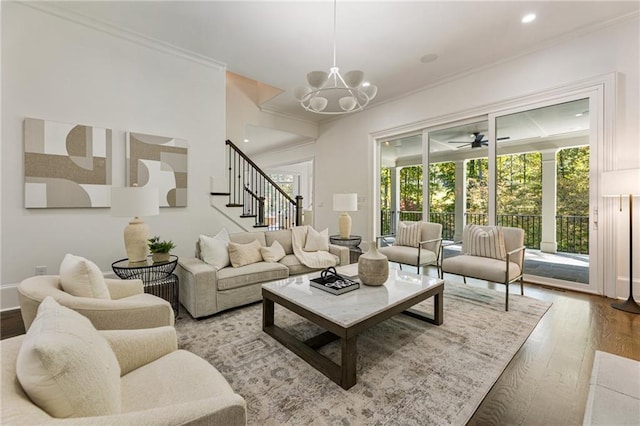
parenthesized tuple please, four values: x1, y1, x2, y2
(294, 0, 377, 115)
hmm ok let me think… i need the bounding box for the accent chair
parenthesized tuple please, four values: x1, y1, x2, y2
(441, 224, 526, 311)
(377, 221, 443, 275)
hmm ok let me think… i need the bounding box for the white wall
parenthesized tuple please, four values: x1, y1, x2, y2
(1, 3, 227, 300)
(309, 17, 639, 297)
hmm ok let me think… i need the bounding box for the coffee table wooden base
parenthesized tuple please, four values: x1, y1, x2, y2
(262, 283, 443, 390)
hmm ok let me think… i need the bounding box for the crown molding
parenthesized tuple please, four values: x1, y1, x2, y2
(258, 105, 320, 127)
(248, 138, 317, 158)
(19, 1, 227, 71)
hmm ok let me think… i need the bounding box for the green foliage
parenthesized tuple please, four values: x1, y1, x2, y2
(147, 236, 176, 254)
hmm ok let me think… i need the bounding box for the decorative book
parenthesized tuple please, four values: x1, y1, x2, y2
(310, 267, 360, 295)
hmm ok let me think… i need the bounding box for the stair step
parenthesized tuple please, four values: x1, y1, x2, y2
(240, 214, 257, 218)
(210, 192, 230, 196)
(226, 203, 243, 208)
(253, 224, 269, 228)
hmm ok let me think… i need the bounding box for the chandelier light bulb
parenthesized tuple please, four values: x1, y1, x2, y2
(294, 86, 311, 101)
(362, 84, 378, 100)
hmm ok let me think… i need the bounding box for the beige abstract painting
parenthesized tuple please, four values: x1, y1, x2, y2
(127, 132, 188, 207)
(24, 118, 112, 208)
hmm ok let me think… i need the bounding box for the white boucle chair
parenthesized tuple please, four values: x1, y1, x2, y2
(441, 225, 526, 311)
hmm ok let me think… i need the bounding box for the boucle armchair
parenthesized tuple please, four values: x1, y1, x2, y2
(2, 299, 246, 425)
(378, 221, 443, 275)
(18, 275, 174, 330)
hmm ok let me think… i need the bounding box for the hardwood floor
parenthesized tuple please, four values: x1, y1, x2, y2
(1, 280, 638, 425)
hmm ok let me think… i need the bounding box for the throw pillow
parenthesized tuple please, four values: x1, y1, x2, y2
(228, 239, 263, 267)
(260, 240, 286, 263)
(16, 297, 121, 418)
(200, 228, 230, 270)
(303, 227, 329, 252)
(59, 253, 110, 299)
(396, 222, 421, 247)
(464, 224, 507, 260)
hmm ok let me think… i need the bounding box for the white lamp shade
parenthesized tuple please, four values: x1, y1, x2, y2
(307, 71, 328, 89)
(294, 86, 311, 101)
(339, 96, 357, 111)
(602, 168, 640, 197)
(111, 186, 159, 217)
(343, 70, 364, 88)
(309, 97, 328, 112)
(333, 193, 358, 212)
(362, 84, 378, 100)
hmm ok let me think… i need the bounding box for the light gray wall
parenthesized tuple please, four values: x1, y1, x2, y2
(1, 3, 227, 294)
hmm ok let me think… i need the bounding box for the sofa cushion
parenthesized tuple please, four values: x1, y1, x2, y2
(303, 227, 329, 252)
(464, 224, 507, 260)
(199, 228, 230, 270)
(217, 262, 289, 291)
(228, 240, 263, 268)
(16, 297, 121, 418)
(265, 229, 293, 255)
(59, 253, 110, 299)
(260, 240, 286, 263)
(396, 222, 421, 247)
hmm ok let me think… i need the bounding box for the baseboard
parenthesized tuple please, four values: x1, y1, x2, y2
(1, 284, 19, 311)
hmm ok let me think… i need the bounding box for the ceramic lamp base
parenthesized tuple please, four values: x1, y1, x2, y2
(124, 217, 149, 263)
(338, 212, 352, 239)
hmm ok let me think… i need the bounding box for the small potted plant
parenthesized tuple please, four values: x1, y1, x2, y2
(148, 236, 176, 263)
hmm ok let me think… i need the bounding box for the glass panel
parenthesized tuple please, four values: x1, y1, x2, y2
(496, 98, 590, 284)
(428, 120, 489, 241)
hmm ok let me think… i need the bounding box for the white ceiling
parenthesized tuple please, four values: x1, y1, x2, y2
(48, 1, 638, 154)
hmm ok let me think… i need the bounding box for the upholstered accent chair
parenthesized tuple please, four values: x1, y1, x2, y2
(441, 225, 526, 311)
(2, 298, 246, 425)
(18, 275, 174, 331)
(377, 221, 443, 275)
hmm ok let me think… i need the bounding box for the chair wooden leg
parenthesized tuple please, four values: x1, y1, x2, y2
(505, 283, 509, 311)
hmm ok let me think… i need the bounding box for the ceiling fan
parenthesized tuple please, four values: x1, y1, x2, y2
(448, 132, 510, 148)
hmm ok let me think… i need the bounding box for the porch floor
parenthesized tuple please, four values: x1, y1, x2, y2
(442, 245, 589, 284)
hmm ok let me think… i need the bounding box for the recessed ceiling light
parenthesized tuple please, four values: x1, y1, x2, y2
(420, 53, 439, 64)
(521, 13, 536, 24)
(575, 113, 583, 117)
(243, 139, 249, 143)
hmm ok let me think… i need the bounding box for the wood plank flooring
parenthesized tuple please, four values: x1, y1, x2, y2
(2, 280, 638, 425)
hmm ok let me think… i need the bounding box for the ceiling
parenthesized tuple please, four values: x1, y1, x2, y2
(47, 1, 637, 155)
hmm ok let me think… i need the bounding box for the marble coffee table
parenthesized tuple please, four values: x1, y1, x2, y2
(262, 267, 444, 390)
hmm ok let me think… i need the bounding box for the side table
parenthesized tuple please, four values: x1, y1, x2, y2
(329, 235, 362, 264)
(112, 255, 180, 316)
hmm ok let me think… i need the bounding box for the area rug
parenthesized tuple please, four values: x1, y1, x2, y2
(176, 281, 551, 425)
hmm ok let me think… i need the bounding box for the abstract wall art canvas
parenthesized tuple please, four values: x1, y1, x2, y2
(24, 118, 112, 208)
(127, 132, 188, 207)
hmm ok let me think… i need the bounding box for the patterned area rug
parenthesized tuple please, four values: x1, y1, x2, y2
(176, 281, 551, 425)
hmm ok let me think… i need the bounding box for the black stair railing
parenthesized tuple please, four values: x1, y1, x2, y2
(225, 139, 302, 229)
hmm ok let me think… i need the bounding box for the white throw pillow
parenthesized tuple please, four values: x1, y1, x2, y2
(304, 227, 329, 252)
(228, 239, 263, 267)
(16, 297, 121, 418)
(59, 253, 110, 299)
(200, 228, 230, 270)
(396, 222, 421, 247)
(464, 224, 507, 260)
(260, 240, 286, 263)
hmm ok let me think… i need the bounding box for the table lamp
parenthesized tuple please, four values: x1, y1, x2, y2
(333, 193, 358, 239)
(111, 185, 159, 263)
(602, 168, 640, 314)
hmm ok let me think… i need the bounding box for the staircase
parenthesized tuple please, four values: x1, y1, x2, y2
(210, 140, 302, 231)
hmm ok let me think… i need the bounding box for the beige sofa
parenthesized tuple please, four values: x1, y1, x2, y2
(177, 228, 350, 318)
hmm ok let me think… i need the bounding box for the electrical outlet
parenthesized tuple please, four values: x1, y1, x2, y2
(35, 266, 47, 275)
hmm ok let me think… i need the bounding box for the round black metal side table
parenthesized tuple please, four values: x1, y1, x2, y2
(112, 255, 180, 316)
(329, 235, 362, 264)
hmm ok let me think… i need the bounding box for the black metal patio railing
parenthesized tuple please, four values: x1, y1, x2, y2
(380, 210, 589, 254)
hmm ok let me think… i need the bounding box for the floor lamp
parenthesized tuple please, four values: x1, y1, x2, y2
(602, 168, 640, 314)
